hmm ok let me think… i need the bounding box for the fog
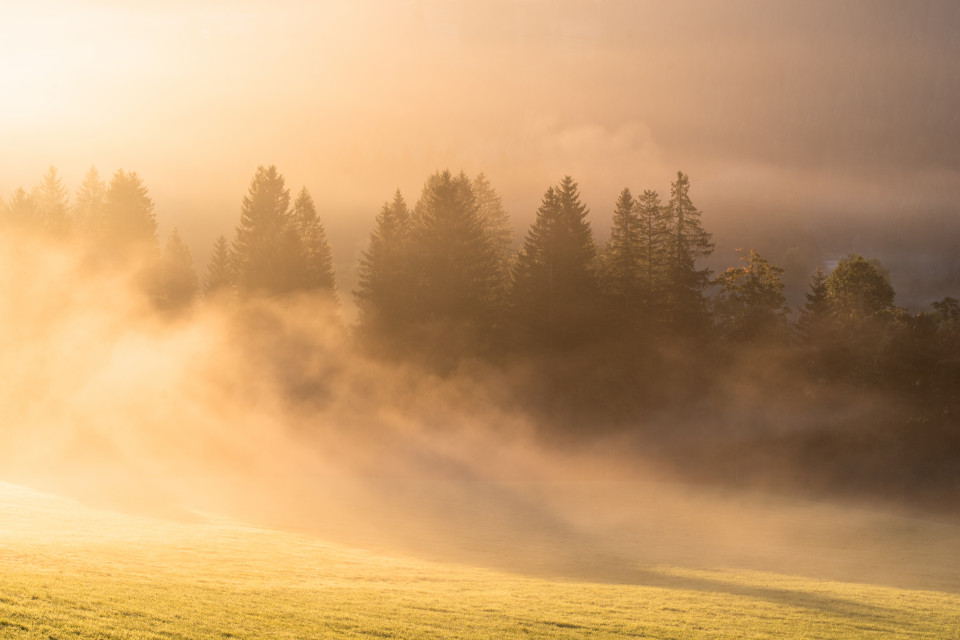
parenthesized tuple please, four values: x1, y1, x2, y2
(2, 0, 959, 594)
(1, 230, 958, 594)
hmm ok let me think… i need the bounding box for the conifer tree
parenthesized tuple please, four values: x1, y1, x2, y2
(233, 165, 301, 296)
(102, 170, 158, 258)
(599, 188, 642, 316)
(33, 166, 70, 236)
(355, 189, 413, 334)
(798, 266, 830, 339)
(293, 187, 336, 295)
(73, 166, 107, 237)
(2, 188, 38, 229)
(635, 189, 670, 307)
(408, 170, 499, 329)
(203, 235, 235, 296)
(472, 173, 514, 296)
(664, 171, 713, 329)
(154, 228, 199, 310)
(512, 176, 597, 346)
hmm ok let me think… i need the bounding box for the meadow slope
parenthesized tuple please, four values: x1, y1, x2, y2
(1, 481, 959, 639)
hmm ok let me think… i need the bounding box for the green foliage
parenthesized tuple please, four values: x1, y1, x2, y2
(825, 254, 895, 323)
(512, 176, 598, 347)
(664, 171, 714, 329)
(635, 189, 670, 308)
(599, 188, 642, 314)
(2, 486, 959, 640)
(712, 249, 788, 340)
(798, 266, 831, 340)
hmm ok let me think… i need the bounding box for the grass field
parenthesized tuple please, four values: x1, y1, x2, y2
(1, 481, 959, 639)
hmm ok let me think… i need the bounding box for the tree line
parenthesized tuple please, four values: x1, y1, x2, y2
(3, 164, 958, 361)
(3, 162, 959, 502)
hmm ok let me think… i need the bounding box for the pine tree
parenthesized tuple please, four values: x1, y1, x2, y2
(355, 189, 413, 335)
(232, 165, 301, 296)
(292, 187, 336, 296)
(664, 171, 713, 329)
(73, 166, 106, 237)
(102, 169, 158, 258)
(512, 176, 597, 346)
(408, 170, 499, 328)
(203, 235, 235, 296)
(154, 228, 199, 310)
(33, 166, 70, 236)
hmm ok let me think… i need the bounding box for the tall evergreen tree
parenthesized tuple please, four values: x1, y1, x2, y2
(798, 266, 831, 340)
(472, 172, 514, 297)
(664, 171, 713, 329)
(233, 165, 301, 296)
(635, 189, 670, 311)
(599, 188, 643, 317)
(408, 170, 500, 330)
(73, 166, 106, 237)
(153, 228, 199, 310)
(203, 235, 235, 296)
(292, 187, 336, 295)
(2, 188, 38, 229)
(512, 176, 598, 347)
(102, 169, 157, 258)
(355, 189, 413, 335)
(33, 166, 70, 236)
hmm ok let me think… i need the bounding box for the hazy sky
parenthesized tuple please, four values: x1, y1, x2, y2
(2, 0, 958, 302)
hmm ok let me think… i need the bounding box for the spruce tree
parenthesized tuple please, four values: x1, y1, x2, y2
(798, 266, 830, 340)
(355, 189, 413, 335)
(512, 176, 597, 347)
(154, 228, 199, 310)
(599, 188, 642, 317)
(73, 166, 106, 238)
(292, 187, 336, 296)
(664, 171, 713, 329)
(408, 170, 499, 329)
(472, 172, 514, 297)
(203, 235, 235, 296)
(33, 166, 70, 236)
(233, 165, 301, 296)
(103, 169, 158, 259)
(635, 189, 670, 308)
(2, 188, 38, 229)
